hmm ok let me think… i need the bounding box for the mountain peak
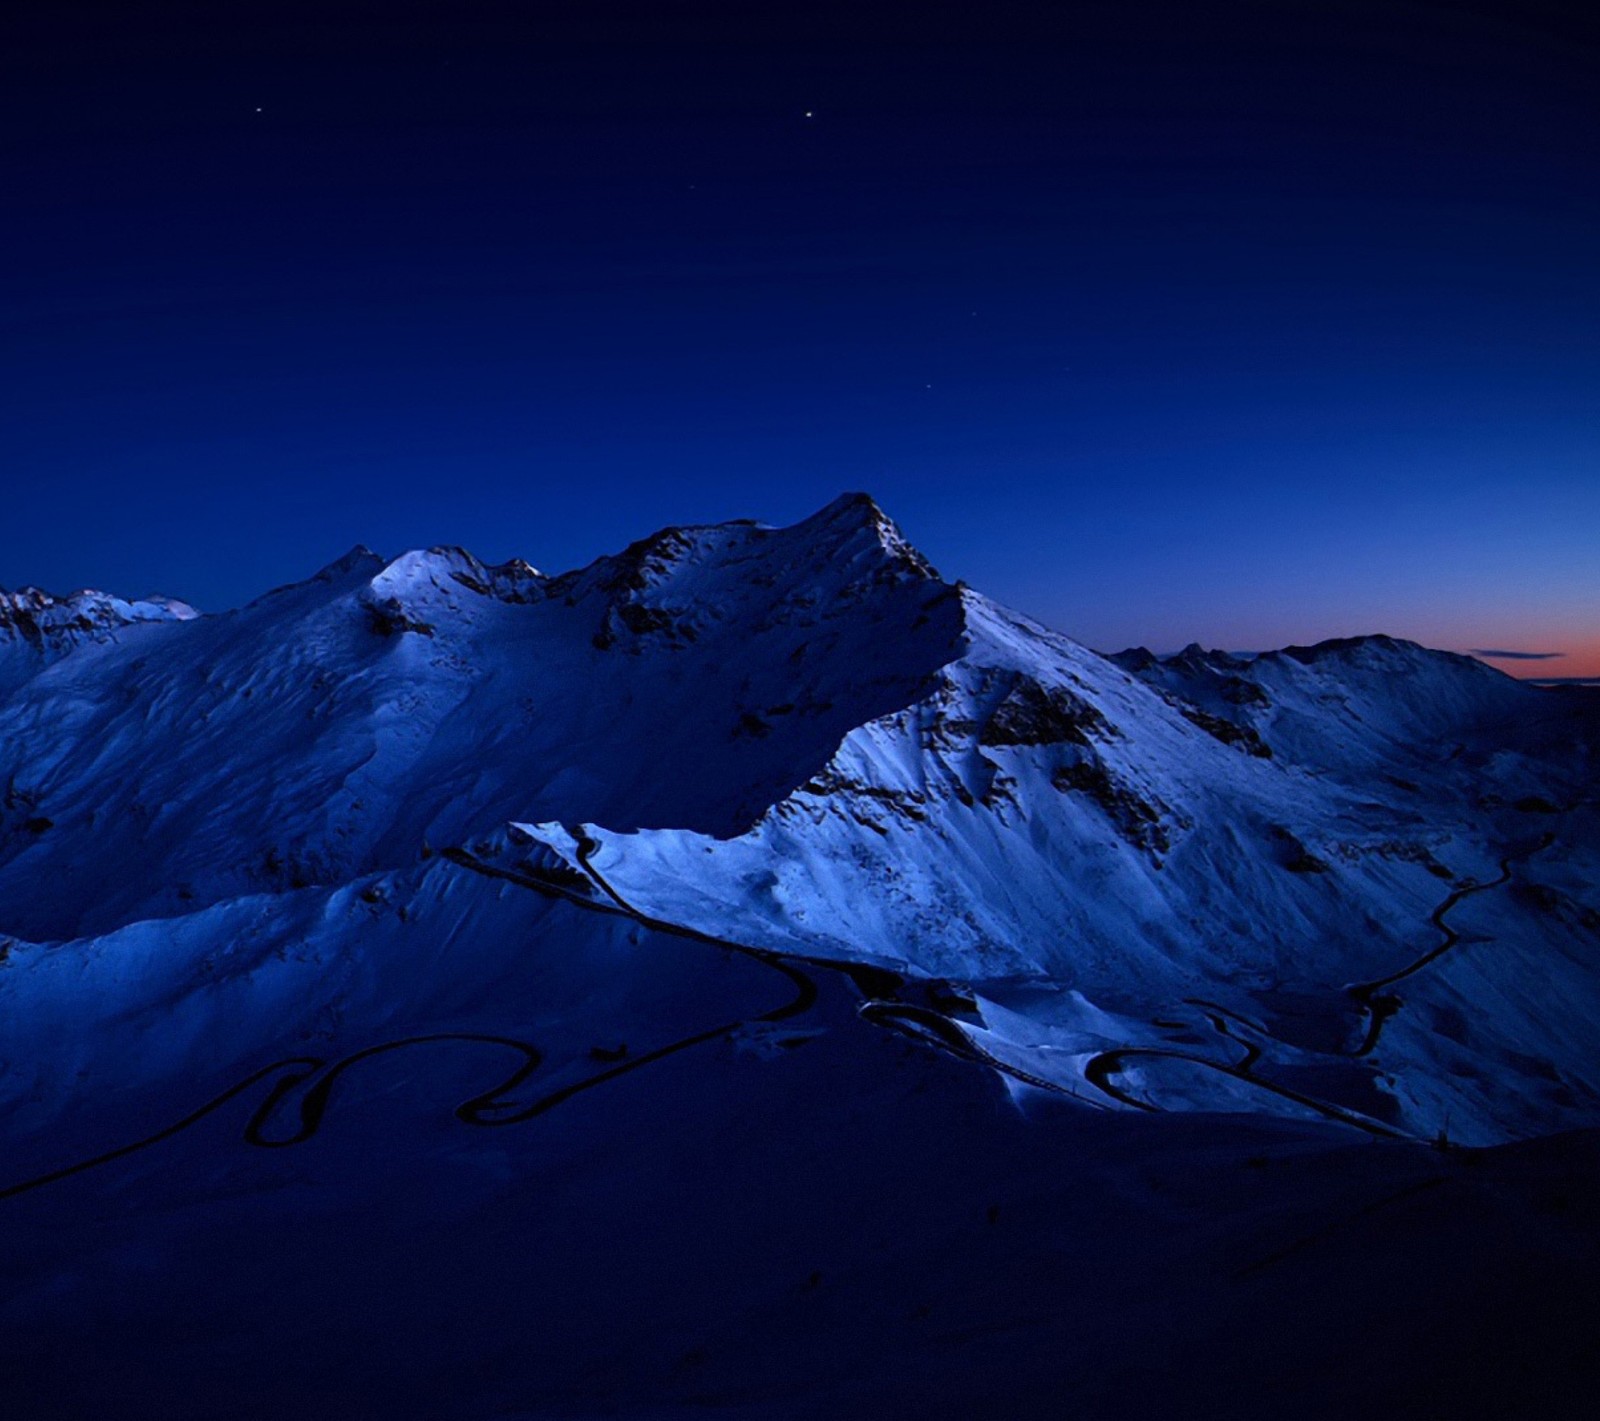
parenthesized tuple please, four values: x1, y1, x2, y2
(790, 491, 940, 581)
(0, 587, 198, 689)
(1, 585, 198, 634)
(813, 489, 886, 523)
(314, 545, 386, 581)
(1272, 633, 1503, 679)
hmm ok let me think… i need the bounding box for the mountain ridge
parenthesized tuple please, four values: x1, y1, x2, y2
(1, 494, 1595, 1148)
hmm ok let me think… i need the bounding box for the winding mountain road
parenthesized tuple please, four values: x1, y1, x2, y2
(0, 844, 821, 1203)
(1083, 831, 1559, 1130)
(0, 825, 1566, 1202)
(1082, 1042, 1412, 1138)
(1349, 832, 1555, 1055)
(0, 1034, 544, 1202)
(565, 833, 1112, 1107)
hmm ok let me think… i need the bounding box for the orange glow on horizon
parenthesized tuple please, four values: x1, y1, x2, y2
(1466, 640, 1600, 681)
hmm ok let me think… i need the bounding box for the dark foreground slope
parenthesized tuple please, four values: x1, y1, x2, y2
(1, 496, 1597, 1418)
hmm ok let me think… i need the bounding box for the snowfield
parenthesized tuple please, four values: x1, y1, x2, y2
(1, 493, 1597, 1417)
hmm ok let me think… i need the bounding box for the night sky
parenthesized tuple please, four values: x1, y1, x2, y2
(3, 1, 1596, 672)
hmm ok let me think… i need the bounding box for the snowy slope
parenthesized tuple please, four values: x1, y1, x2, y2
(1, 493, 1597, 1416)
(0, 495, 961, 940)
(502, 598, 1600, 1145)
(1, 493, 1596, 1149)
(0, 585, 197, 698)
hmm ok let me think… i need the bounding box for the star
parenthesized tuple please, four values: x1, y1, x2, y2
(803, 110, 814, 119)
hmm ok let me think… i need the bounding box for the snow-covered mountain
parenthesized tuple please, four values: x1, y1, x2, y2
(2, 494, 1597, 1418)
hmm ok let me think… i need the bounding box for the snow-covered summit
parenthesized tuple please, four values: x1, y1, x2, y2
(0, 584, 198, 694)
(0, 495, 965, 944)
(0, 583, 198, 638)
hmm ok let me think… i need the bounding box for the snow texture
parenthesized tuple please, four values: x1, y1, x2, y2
(1, 493, 1597, 1416)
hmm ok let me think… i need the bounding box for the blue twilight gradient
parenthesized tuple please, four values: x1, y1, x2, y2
(2, 1, 1596, 669)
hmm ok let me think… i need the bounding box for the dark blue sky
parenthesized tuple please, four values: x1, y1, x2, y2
(3, 1, 1596, 669)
